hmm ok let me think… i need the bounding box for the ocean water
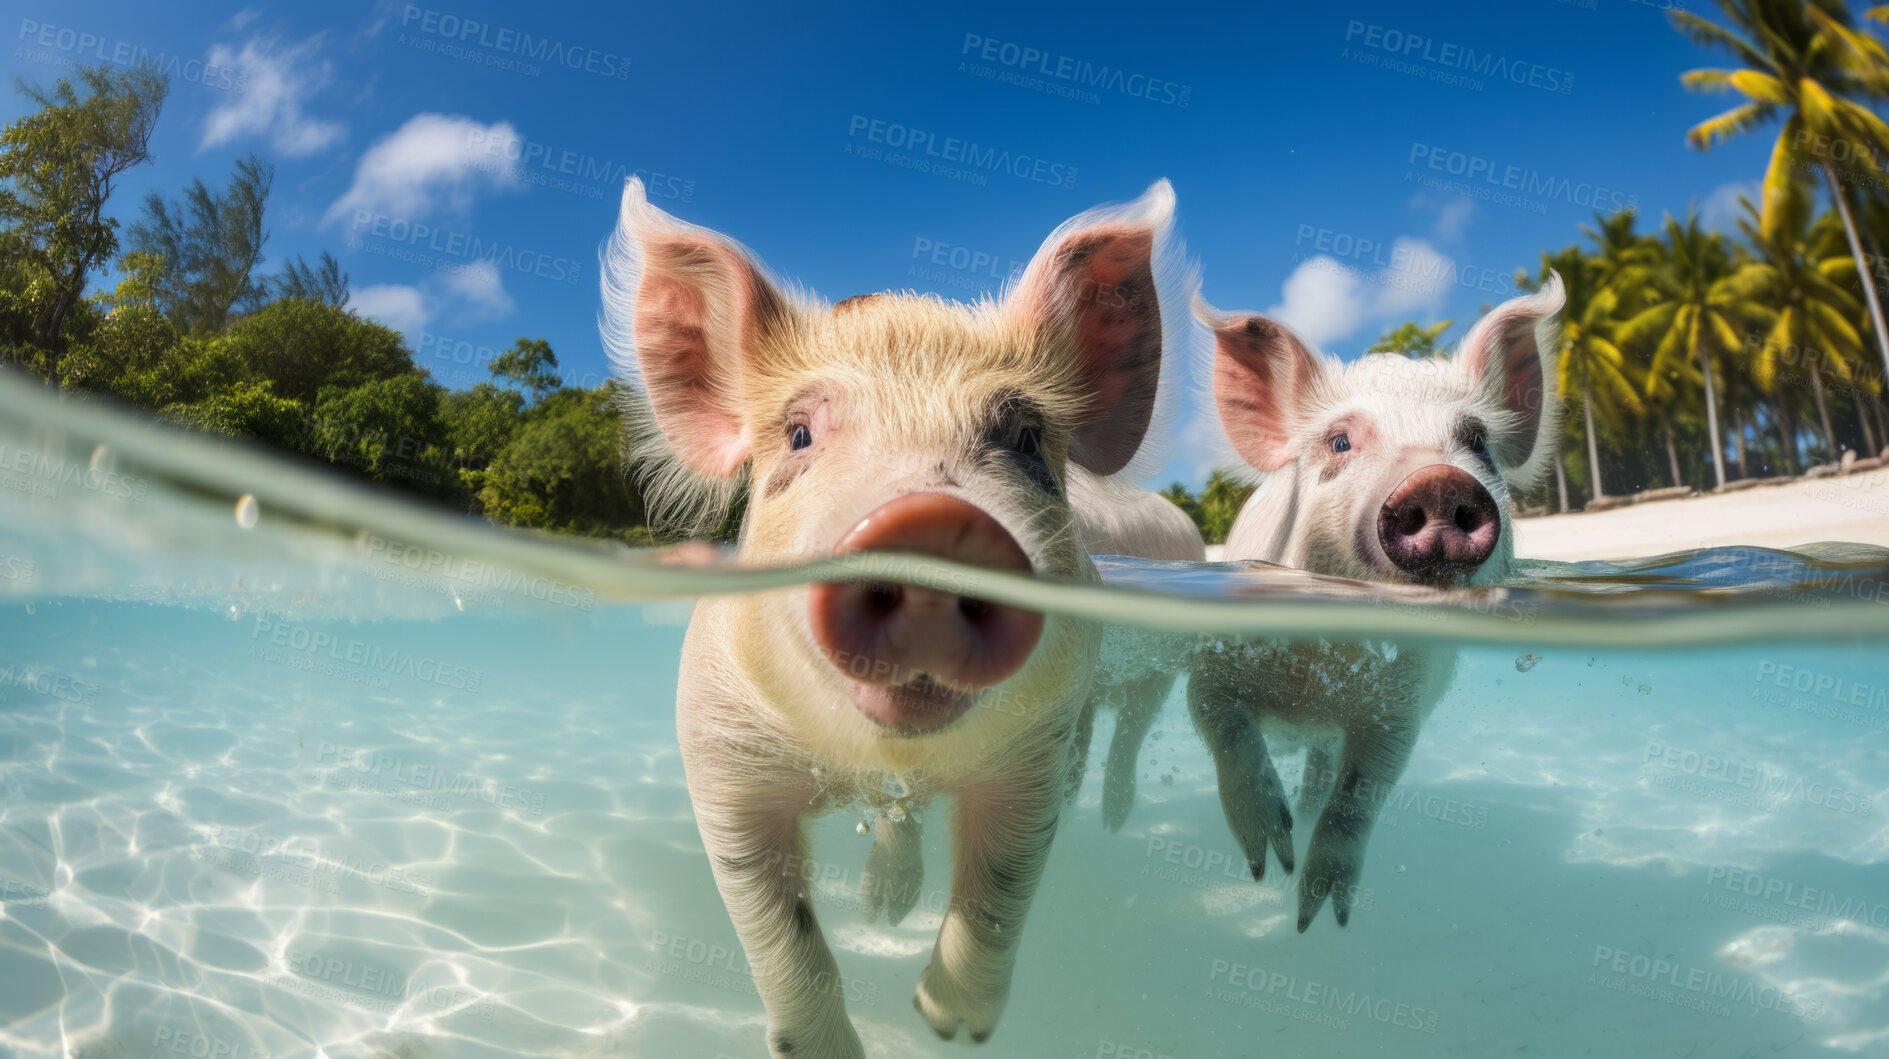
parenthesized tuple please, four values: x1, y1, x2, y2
(2, 374, 1887, 1059)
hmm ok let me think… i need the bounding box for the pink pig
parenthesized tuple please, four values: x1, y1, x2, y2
(1187, 278, 1564, 930)
(603, 178, 1195, 1055)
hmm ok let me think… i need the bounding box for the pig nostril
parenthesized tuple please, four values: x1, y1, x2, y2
(865, 583, 901, 616)
(1395, 506, 1425, 537)
(1454, 505, 1478, 533)
(957, 597, 987, 624)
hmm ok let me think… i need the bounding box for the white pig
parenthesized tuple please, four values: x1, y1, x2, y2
(1066, 471, 1206, 830)
(1186, 277, 1563, 931)
(602, 177, 1192, 1055)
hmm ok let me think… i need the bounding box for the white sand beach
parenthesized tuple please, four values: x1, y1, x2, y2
(1514, 465, 1889, 562)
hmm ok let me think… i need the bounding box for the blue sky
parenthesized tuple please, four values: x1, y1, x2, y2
(6, 0, 1787, 487)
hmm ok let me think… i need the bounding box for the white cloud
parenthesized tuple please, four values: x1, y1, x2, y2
(202, 37, 346, 156)
(1267, 237, 1455, 351)
(1700, 180, 1759, 232)
(1372, 238, 1453, 318)
(441, 261, 515, 318)
(349, 265, 516, 337)
(352, 283, 430, 333)
(1268, 256, 1371, 348)
(324, 113, 523, 226)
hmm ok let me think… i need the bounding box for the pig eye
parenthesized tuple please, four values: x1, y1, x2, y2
(789, 424, 813, 451)
(1329, 433, 1352, 454)
(1468, 432, 1486, 454)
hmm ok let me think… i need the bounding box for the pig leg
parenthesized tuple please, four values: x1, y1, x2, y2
(1065, 691, 1098, 804)
(913, 768, 1062, 1043)
(683, 745, 863, 1058)
(1299, 740, 1339, 819)
(861, 813, 925, 925)
(1296, 716, 1417, 932)
(1188, 666, 1295, 880)
(1101, 669, 1175, 831)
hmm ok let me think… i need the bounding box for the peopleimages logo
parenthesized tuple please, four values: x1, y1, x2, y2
(1343, 21, 1574, 95)
(845, 115, 1078, 190)
(347, 210, 582, 286)
(14, 19, 249, 92)
(958, 34, 1192, 108)
(398, 6, 630, 79)
(1589, 946, 1825, 1021)
(1406, 144, 1637, 213)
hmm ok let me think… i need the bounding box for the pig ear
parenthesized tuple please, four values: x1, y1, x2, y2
(1456, 272, 1565, 485)
(600, 177, 794, 478)
(1197, 298, 1327, 473)
(1008, 180, 1181, 476)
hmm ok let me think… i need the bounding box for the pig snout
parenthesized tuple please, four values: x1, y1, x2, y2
(808, 493, 1044, 732)
(1376, 465, 1500, 583)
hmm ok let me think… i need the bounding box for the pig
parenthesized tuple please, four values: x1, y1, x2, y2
(1185, 277, 1564, 931)
(601, 176, 1193, 1056)
(1065, 472, 1205, 830)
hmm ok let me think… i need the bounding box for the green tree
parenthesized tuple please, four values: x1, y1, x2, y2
(1674, 0, 1889, 381)
(129, 154, 273, 333)
(0, 64, 168, 374)
(1198, 469, 1256, 545)
(273, 251, 349, 308)
(219, 299, 415, 403)
(488, 337, 561, 400)
(1738, 196, 1870, 460)
(476, 383, 647, 537)
(305, 373, 449, 492)
(1365, 319, 1455, 357)
(59, 251, 179, 398)
(1522, 248, 1644, 498)
(1618, 214, 1760, 489)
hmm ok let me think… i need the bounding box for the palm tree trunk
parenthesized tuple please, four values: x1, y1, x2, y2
(1553, 450, 1569, 514)
(1696, 329, 1726, 489)
(1664, 421, 1683, 486)
(1777, 400, 1799, 474)
(1822, 162, 1889, 385)
(1732, 407, 1749, 479)
(1860, 389, 1879, 457)
(1582, 388, 1604, 498)
(1809, 361, 1837, 462)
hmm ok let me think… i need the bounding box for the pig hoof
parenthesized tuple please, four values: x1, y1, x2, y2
(1297, 828, 1365, 932)
(861, 833, 924, 925)
(765, 1018, 864, 1059)
(914, 962, 1004, 1044)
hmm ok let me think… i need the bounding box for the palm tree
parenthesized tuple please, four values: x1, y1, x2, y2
(1522, 249, 1642, 500)
(1673, 0, 1889, 383)
(1618, 214, 1758, 489)
(1737, 196, 1870, 461)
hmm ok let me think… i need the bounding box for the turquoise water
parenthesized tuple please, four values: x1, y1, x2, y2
(2, 376, 1887, 1058)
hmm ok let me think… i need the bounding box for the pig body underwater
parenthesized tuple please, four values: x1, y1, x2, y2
(1067, 465, 1207, 830)
(602, 178, 1193, 1056)
(1186, 278, 1564, 931)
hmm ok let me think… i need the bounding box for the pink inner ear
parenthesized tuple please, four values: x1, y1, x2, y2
(634, 240, 756, 478)
(1214, 316, 1317, 473)
(1461, 306, 1547, 447)
(1049, 228, 1162, 476)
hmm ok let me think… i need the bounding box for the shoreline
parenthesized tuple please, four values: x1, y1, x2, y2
(1196, 466, 1889, 564)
